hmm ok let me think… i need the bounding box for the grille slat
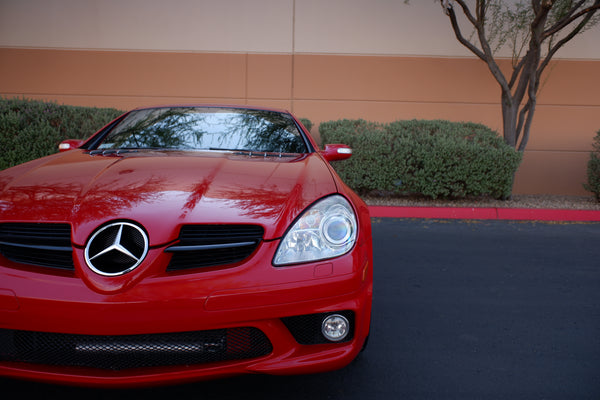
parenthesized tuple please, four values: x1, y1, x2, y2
(0, 327, 272, 371)
(0, 223, 74, 270)
(166, 225, 264, 271)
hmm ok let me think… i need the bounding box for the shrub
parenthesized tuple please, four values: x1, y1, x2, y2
(298, 118, 313, 132)
(320, 119, 522, 200)
(584, 130, 600, 202)
(0, 98, 124, 170)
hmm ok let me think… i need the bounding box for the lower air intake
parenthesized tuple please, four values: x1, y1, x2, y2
(281, 311, 355, 345)
(0, 327, 272, 371)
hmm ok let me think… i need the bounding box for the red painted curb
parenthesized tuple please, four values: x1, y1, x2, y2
(368, 205, 600, 222)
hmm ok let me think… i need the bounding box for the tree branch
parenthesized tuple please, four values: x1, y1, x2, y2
(532, 0, 542, 16)
(515, 100, 531, 147)
(518, 95, 537, 152)
(539, 6, 598, 75)
(446, 1, 512, 96)
(475, 1, 495, 60)
(531, 0, 554, 29)
(446, 4, 487, 60)
(512, 51, 536, 107)
(453, 0, 480, 26)
(544, 0, 600, 38)
(509, 57, 528, 89)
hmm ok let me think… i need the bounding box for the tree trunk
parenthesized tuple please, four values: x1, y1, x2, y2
(501, 91, 520, 199)
(501, 92, 518, 149)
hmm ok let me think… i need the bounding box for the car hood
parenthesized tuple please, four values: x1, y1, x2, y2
(0, 150, 339, 245)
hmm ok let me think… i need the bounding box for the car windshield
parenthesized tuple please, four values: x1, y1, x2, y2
(94, 107, 308, 154)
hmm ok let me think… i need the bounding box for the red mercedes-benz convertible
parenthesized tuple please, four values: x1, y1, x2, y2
(0, 105, 372, 387)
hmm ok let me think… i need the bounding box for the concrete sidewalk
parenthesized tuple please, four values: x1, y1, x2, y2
(368, 205, 600, 222)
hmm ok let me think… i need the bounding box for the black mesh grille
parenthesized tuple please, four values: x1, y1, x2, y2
(0, 327, 272, 371)
(281, 311, 355, 345)
(0, 223, 73, 270)
(166, 225, 264, 271)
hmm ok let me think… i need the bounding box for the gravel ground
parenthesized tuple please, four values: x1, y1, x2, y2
(364, 194, 600, 210)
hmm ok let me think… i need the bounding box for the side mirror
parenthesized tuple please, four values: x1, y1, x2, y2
(321, 144, 352, 161)
(58, 139, 84, 152)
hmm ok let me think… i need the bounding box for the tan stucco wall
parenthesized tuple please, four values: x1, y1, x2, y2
(2, 0, 599, 58)
(1, 0, 599, 196)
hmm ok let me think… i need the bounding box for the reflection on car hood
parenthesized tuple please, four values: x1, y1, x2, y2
(0, 150, 338, 245)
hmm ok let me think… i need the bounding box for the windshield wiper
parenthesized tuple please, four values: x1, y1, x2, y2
(208, 147, 250, 152)
(118, 147, 165, 150)
(88, 149, 139, 156)
(209, 148, 300, 158)
(88, 147, 171, 156)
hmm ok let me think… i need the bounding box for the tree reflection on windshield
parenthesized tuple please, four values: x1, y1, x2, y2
(96, 107, 308, 154)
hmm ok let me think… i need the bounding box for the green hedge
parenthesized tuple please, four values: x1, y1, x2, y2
(584, 130, 600, 201)
(320, 119, 522, 200)
(1, 99, 523, 201)
(298, 118, 313, 132)
(0, 98, 123, 170)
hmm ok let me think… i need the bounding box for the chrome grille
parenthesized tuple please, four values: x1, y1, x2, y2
(0, 223, 73, 270)
(166, 225, 264, 271)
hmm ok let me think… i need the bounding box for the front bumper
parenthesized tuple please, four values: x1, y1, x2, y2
(0, 241, 372, 387)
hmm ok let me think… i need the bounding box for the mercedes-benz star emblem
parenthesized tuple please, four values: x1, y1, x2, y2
(85, 222, 149, 276)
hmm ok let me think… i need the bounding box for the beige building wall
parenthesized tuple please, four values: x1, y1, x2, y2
(1, 0, 599, 196)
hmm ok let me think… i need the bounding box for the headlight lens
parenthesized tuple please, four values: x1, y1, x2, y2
(273, 195, 357, 266)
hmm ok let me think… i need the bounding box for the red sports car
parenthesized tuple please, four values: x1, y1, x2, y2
(0, 105, 372, 387)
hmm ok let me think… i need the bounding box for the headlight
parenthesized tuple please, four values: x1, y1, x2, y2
(273, 195, 357, 266)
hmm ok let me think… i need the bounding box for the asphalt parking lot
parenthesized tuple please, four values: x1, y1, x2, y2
(2, 218, 600, 399)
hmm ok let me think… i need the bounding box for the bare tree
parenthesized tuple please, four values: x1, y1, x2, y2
(434, 0, 600, 151)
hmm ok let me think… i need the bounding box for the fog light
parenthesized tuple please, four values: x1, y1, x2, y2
(321, 314, 349, 342)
